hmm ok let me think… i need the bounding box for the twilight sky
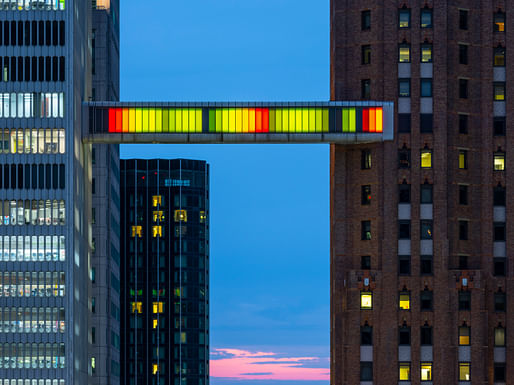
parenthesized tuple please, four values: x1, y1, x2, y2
(120, 1, 329, 384)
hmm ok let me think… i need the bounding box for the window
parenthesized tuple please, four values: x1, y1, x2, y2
(421, 184, 433, 204)
(421, 79, 432, 97)
(494, 46, 505, 66)
(91, 178, 95, 194)
(91, 267, 96, 284)
(152, 302, 164, 314)
(361, 255, 371, 270)
(420, 114, 433, 133)
(459, 326, 470, 345)
(493, 82, 505, 101)
(494, 292, 506, 312)
(399, 291, 410, 310)
(399, 326, 411, 345)
(152, 195, 162, 207)
(459, 220, 468, 240)
(421, 326, 432, 345)
(91, 297, 96, 313)
(459, 185, 468, 205)
(174, 210, 187, 222)
(399, 255, 411, 275)
(494, 185, 506, 206)
(494, 363, 506, 382)
(399, 362, 411, 380)
(459, 79, 468, 98)
(459, 362, 471, 381)
(361, 185, 371, 205)
(152, 363, 159, 375)
(459, 291, 471, 311)
(421, 44, 432, 62)
(398, 146, 411, 168)
(399, 183, 411, 203)
(399, 43, 411, 62)
(362, 45, 371, 64)
(494, 326, 505, 346)
(459, 44, 468, 64)
(398, 113, 411, 132)
(494, 222, 506, 241)
(494, 11, 505, 32)
(458, 114, 468, 134)
(493, 117, 506, 136)
(361, 149, 372, 169)
(360, 362, 373, 381)
(130, 302, 142, 314)
(459, 255, 468, 269)
(360, 325, 372, 345)
(421, 8, 433, 28)
(494, 152, 505, 170)
(92, 357, 96, 374)
(91, 327, 96, 344)
(361, 79, 371, 99)
(421, 149, 432, 168)
(459, 150, 468, 169)
(399, 220, 411, 239)
(459, 10, 468, 30)
(493, 258, 506, 276)
(399, 79, 411, 97)
(152, 226, 162, 238)
(360, 291, 372, 309)
(361, 221, 371, 240)
(420, 289, 433, 311)
(131, 226, 142, 238)
(399, 8, 411, 28)
(420, 220, 433, 239)
(421, 362, 432, 381)
(361, 10, 371, 30)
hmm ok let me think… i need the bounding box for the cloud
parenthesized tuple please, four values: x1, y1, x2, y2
(210, 348, 330, 381)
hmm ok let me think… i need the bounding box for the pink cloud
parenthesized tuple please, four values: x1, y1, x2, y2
(210, 348, 330, 381)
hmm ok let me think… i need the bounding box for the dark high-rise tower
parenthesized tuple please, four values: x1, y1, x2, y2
(120, 159, 209, 385)
(331, 1, 512, 384)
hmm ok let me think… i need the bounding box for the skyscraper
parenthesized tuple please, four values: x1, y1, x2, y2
(330, 2, 511, 384)
(120, 159, 209, 385)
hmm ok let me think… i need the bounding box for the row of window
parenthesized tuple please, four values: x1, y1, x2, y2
(0, 307, 65, 333)
(0, 235, 65, 262)
(397, 184, 506, 206)
(0, 200, 65, 226)
(1, 129, 65, 154)
(0, 164, 65, 190)
(0, 343, 65, 369)
(0, 381, 64, 385)
(0, 0, 65, 10)
(361, 219, 432, 240)
(0, 93, 64, 118)
(1, 56, 66, 82)
(130, 302, 165, 314)
(361, 7, 433, 30)
(0, 20, 65, 47)
(0, 271, 65, 298)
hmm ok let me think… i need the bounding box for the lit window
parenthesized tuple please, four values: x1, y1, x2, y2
(494, 326, 505, 346)
(494, 82, 506, 101)
(459, 150, 468, 169)
(174, 210, 187, 222)
(152, 211, 164, 222)
(399, 291, 410, 310)
(152, 302, 164, 314)
(420, 220, 433, 239)
(361, 291, 372, 309)
(399, 79, 410, 97)
(459, 326, 470, 345)
(399, 8, 411, 28)
(361, 185, 371, 205)
(494, 152, 505, 170)
(421, 149, 432, 168)
(131, 226, 142, 238)
(421, 8, 433, 28)
(421, 44, 432, 63)
(181, 332, 187, 343)
(200, 211, 206, 223)
(130, 302, 142, 314)
(494, 46, 505, 67)
(152, 195, 162, 207)
(494, 11, 505, 32)
(152, 363, 159, 375)
(420, 362, 432, 381)
(459, 362, 471, 381)
(361, 221, 371, 240)
(399, 362, 411, 380)
(361, 149, 372, 169)
(152, 319, 158, 329)
(152, 226, 162, 238)
(399, 44, 411, 62)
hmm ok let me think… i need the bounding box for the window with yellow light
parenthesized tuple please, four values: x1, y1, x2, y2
(459, 326, 470, 345)
(421, 149, 432, 168)
(399, 291, 410, 310)
(360, 291, 372, 309)
(200, 211, 206, 223)
(459, 362, 470, 381)
(152, 225, 162, 238)
(152, 363, 159, 375)
(130, 302, 142, 314)
(399, 362, 410, 380)
(174, 210, 187, 222)
(494, 152, 505, 171)
(153, 319, 158, 329)
(131, 225, 142, 238)
(420, 362, 432, 381)
(152, 195, 162, 207)
(153, 211, 164, 222)
(153, 302, 164, 314)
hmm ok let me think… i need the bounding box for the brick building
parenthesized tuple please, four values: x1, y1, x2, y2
(330, 1, 512, 384)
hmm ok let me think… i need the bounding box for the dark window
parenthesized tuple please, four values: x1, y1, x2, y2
(420, 114, 433, 133)
(31, 164, 37, 189)
(38, 56, 44, 81)
(10, 21, 15, 45)
(361, 325, 372, 345)
(360, 362, 373, 381)
(52, 21, 58, 46)
(362, 10, 371, 30)
(361, 185, 371, 205)
(24, 21, 29, 46)
(459, 79, 468, 99)
(398, 147, 411, 168)
(459, 10, 468, 30)
(420, 255, 433, 275)
(59, 164, 65, 189)
(3, 21, 9, 46)
(459, 220, 469, 240)
(31, 57, 37, 81)
(10, 164, 16, 188)
(59, 21, 65, 46)
(52, 56, 58, 81)
(494, 292, 506, 312)
(361, 221, 371, 240)
(399, 220, 411, 239)
(24, 164, 30, 189)
(494, 364, 506, 382)
(493, 258, 506, 276)
(45, 21, 51, 46)
(362, 45, 371, 64)
(421, 184, 433, 204)
(398, 113, 411, 133)
(24, 56, 30, 81)
(38, 164, 44, 189)
(459, 185, 468, 205)
(45, 164, 51, 189)
(458, 114, 468, 134)
(399, 8, 411, 28)
(459, 255, 468, 270)
(459, 291, 471, 311)
(59, 56, 65, 81)
(420, 290, 433, 311)
(494, 11, 505, 32)
(45, 56, 51, 81)
(31, 21, 37, 45)
(399, 327, 411, 345)
(399, 255, 411, 275)
(92, 178, 96, 194)
(17, 57, 23, 81)
(361, 149, 372, 169)
(17, 164, 23, 189)
(398, 78, 410, 97)
(3, 164, 8, 189)
(494, 222, 506, 241)
(494, 186, 506, 206)
(421, 8, 433, 28)
(399, 183, 411, 203)
(493, 117, 506, 136)
(459, 44, 468, 64)
(38, 21, 44, 45)
(10, 57, 15, 81)
(420, 220, 433, 239)
(421, 326, 433, 345)
(361, 79, 371, 99)
(494, 46, 505, 67)
(361, 256, 371, 270)
(421, 79, 432, 97)
(52, 164, 58, 189)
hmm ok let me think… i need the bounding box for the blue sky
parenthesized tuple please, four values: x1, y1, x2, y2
(120, 1, 329, 383)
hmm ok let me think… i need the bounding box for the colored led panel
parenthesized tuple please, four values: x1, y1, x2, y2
(107, 108, 202, 133)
